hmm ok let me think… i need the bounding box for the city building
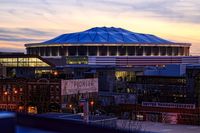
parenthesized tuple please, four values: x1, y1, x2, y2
(22, 27, 200, 104)
(101, 64, 200, 125)
(186, 65, 200, 107)
(26, 27, 190, 57)
(1, 27, 200, 125)
(25, 27, 200, 67)
(0, 63, 6, 78)
(0, 53, 54, 78)
(23, 27, 200, 95)
(0, 78, 61, 113)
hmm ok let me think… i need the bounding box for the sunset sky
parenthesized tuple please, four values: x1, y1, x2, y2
(0, 0, 200, 55)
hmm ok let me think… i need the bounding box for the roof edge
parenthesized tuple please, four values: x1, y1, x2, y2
(25, 43, 191, 48)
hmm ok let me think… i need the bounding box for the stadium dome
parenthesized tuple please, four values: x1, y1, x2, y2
(25, 27, 190, 57)
(43, 27, 173, 44)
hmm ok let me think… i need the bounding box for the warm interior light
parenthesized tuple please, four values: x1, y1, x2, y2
(90, 101, 94, 106)
(69, 104, 72, 108)
(54, 71, 58, 76)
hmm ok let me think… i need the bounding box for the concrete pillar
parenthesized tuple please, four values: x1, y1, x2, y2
(87, 46, 89, 56)
(97, 46, 99, 56)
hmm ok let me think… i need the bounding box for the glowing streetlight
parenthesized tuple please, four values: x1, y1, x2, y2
(90, 101, 94, 106)
(53, 71, 58, 76)
(4, 91, 8, 95)
(14, 90, 18, 94)
(4, 91, 8, 111)
(69, 104, 72, 108)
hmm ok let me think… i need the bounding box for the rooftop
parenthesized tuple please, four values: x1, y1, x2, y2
(43, 27, 174, 44)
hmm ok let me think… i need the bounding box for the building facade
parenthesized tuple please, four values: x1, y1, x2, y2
(0, 54, 54, 78)
(135, 76, 188, 104)
(0, 63, 6, 78)
(25, 27, 197, 67)
(26, 27, 190, 57)
(186, 65, 200, 107)
(0, 78, 61, 113)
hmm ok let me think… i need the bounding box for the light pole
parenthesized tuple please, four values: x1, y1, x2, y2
(13, 89, 18, 111)
(4, 91, 8, 111)
(14, 90, 18, 94)
(90, 100, 94, 115)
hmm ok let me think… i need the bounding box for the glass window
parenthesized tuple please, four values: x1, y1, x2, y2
(29, 48, 34, 55)
(7, 58, 13, 62)
(59, 46, 66, 56)
(68, 46, 77, 56)
(88, 46, 97, 56)
(160, 47, 166, 56)
(52, 47, 59, 56)
(0, 57, 50, 67)
(136, 46, 143, 56)
(173, 47, 179, 56)
(127, 46, 135, 56)
(144, 47, 151, 56)
(109, 46, 117, 56)
(99, 46, 108, 56)
(179, 47, 184, 56)
(115, 71, 136, 82)
(167, 47, 172, 56)
(45, 47, 50, 56)
(152, 47, 159, 56)
(118, 46, 126, 56)
(184, 47, 189, 56)
(40, 47, 45, 56)
(77, 46, 87, 56)
(66, 56, 88, 64)
(35, 48, 39, 55)
(27, 48, 30, 54)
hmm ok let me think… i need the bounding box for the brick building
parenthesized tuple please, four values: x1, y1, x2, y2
(0, 78, 61, 113)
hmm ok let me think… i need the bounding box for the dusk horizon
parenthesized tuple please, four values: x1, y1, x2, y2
(0, 0, 200, 55)
(1, 1, 200, 133)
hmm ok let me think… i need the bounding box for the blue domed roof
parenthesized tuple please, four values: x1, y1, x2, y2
(43, 27, 174, 44)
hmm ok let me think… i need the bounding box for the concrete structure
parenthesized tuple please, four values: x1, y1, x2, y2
(0, 78, 61, 113)
(0, 63, 6, 78)
(26, 27, 190, 57)
(143, 64, 187, 77)
(24, 27, 200, 67)
(186, 65, 200, 107)
(0, 54, 54, 78)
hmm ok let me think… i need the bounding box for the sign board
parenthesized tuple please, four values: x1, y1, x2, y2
(142, 102, 195, 109)
(61, 78, 98, 95)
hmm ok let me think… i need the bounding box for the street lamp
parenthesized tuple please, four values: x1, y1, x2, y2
(90, 100, 95, 115)
(14, 90, 18, 94)
(4, 91, 8, 95)
(4, 91, 8, 111)
(90, 101, 94, 106)
(13, 89, 18, 111)
(69, 104, 72, 109)
(53, 71, 58, 76)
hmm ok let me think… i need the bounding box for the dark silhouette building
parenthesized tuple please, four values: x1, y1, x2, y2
(0, 78, 61, 113)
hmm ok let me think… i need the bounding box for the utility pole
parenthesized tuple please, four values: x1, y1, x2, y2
(80, 99, 89, 123)
(4, 91, 8, 111)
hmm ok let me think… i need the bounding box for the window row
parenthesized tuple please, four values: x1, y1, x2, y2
(27, 46, 190, 56)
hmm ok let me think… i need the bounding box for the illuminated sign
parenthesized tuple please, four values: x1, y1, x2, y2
(61, 78, 98, 95)
(142, 102, 195, 109)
